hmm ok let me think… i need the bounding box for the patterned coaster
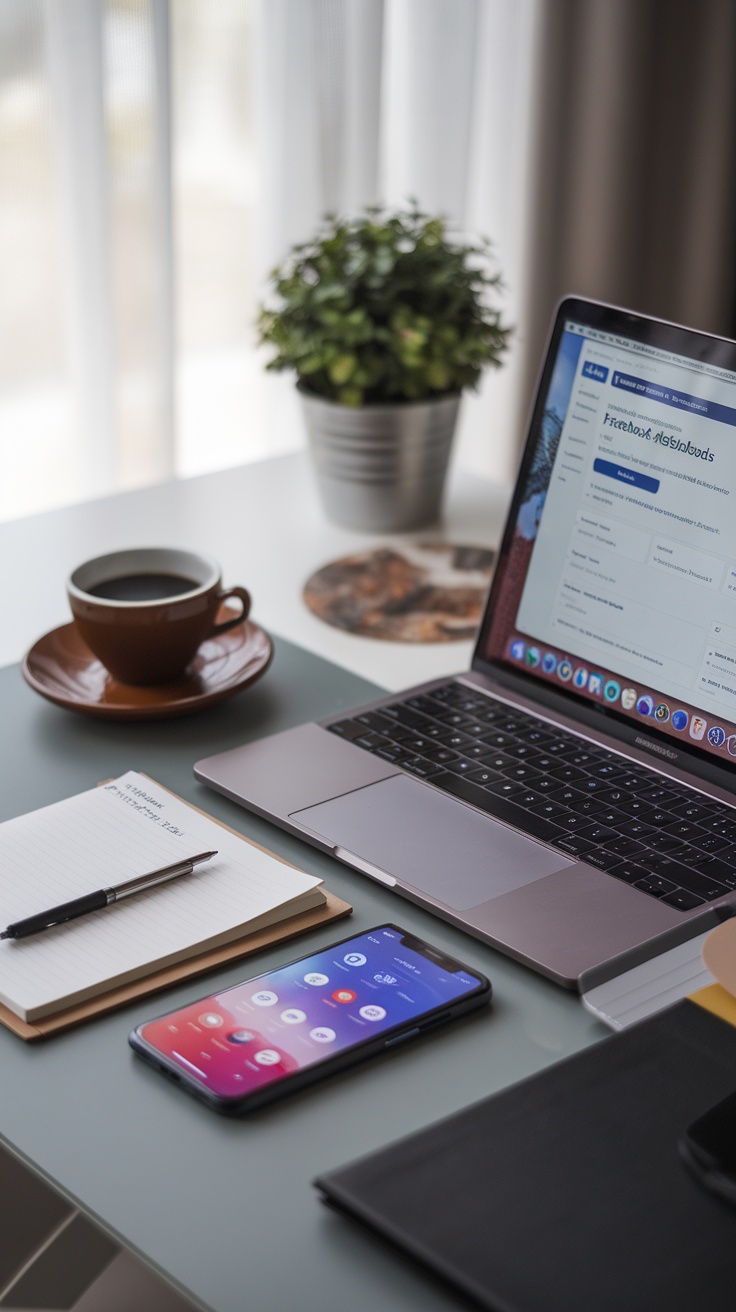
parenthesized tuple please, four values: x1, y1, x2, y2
(303, 542, 495, 643)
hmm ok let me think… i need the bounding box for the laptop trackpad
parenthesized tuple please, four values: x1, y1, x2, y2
(292, 775, 571, 911)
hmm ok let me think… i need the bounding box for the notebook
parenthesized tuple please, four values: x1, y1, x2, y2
(0, 771, 327, 1023)
(314, 996, 736, 1312)
(195, 297, 736, 988)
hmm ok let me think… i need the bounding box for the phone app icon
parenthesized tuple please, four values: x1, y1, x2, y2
(343, 952, 367, 967)
(227, 1030, 256, 1044)
(689, 716, 707, 740)
(253, 1049, 281, 1066)
(359, 1004, 387, 1022)
(304, 972, 329, 987)
(708, 725, 726, 747)
(621, 688, 637, 710)
(587, 673, 603, 696)
(572, 666, 588, 689)
(542, 652, 557, 674)
(526, 647, 541, 668)
(510, 640, 525, 662)
(309, 1026, 337, 1044)
(332, 989, 357, 1004)
(558, 660, 573, 682)
(654, 703, 670, 722)
(280, 1008, 307, 1025)
(636, 695, 654, 717)
(727, 735, 736, 756)
(672, 709, 689, 731)
(198, 1012, 223, 1028)
(251, 990, 278, 1007)
(603, 681, 620, 703)
(373, 973, 397, 985)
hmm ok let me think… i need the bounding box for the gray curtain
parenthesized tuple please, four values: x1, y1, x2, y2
(522, 0, 736, 415)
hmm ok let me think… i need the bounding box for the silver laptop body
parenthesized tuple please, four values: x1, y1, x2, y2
(196, 298, 736, 988)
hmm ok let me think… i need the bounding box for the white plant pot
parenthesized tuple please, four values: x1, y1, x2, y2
(299, 389, 461, 533)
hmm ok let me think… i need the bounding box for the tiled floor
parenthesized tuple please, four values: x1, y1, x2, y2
(0, 1143, 196, 1311)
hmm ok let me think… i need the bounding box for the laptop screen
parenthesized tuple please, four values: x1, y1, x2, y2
(477, 297, 736, 772)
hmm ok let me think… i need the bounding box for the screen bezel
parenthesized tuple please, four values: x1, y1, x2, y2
(472, 295, 736, 793)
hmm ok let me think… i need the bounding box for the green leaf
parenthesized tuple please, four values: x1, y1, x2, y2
(328, 353, 357, 385)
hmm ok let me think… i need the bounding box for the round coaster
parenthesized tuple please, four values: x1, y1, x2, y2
(303, 542, 495, 643)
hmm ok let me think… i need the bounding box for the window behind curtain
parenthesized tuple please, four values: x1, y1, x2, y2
(0, 0, 538, 524)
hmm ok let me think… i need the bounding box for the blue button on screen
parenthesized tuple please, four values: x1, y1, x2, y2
(593, 458, 660, 495)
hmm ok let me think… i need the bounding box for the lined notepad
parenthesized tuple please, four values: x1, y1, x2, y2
(0, 772, 324, 1021)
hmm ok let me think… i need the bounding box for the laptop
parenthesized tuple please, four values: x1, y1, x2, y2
(196, 296, 736, 988)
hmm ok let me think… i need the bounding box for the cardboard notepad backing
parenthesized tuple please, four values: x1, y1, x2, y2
(0, 776, 351, 1042)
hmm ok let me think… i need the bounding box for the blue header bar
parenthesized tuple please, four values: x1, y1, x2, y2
(612, 371, 736, 429)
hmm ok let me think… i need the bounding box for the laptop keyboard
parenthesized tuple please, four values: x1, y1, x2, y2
(328, 681, 736, 912)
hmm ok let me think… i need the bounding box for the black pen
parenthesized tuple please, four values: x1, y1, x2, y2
(0, 851, 218, 940)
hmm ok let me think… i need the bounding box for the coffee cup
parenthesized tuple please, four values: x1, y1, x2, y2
(67, 547, 251, 685)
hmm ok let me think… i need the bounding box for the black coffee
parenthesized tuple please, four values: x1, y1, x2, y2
(88, 572, 199, 602)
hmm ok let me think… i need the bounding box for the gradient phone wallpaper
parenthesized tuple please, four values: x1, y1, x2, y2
(137, 927, 482, 1099)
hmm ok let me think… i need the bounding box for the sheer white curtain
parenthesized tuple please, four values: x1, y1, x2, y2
(256, 0, 540, 485)
(0, 0, 539, 522)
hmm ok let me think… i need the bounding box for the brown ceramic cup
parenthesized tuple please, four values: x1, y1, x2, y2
(67, 547, 251, 685)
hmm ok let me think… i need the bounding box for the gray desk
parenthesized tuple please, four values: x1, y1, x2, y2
(0, 640, 603, 1312)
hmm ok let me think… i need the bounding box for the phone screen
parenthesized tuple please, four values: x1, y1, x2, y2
(134, 926, 487, 1102)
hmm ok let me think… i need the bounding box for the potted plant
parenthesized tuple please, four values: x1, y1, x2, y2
(257, 204, 511, 531)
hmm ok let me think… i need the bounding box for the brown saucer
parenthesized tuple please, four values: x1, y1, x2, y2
(21, 617, 273, 720)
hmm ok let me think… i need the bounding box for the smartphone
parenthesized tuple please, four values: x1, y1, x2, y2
(129, 924, 491, 1113)
(679, 1089, 736, 1206)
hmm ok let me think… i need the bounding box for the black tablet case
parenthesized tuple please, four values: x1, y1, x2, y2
(315, 1001, 736, 1312)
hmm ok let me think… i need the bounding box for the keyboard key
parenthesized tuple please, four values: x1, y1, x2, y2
(486, 779, 528, 800)
(466, 766, 503, 786)
(445, 758, 479, 775)
(670, 799, 719, 822)
(431, 710, 476, 728)
(355, 732, 391, 749)
(605, 836, 646, 857)
(505, 742, 544, 760)
(691, 831, 730, 854)
(501, 764, 543, 783)
(645, 831, 691, 855)
(699, 858, 736, 889)
(661, 888, 705, 911)
(355, 710, 396, 731)
(328, 719, 367, 741)
(480, 731, 514, 749)
(558, 811, 598, 831)
(609, 862, 648, 884)
(399, 735, 439, 753)
(644, 857, 729, 901)
(552, 765, 587, 783)
(567, 797, 607, 817)
(406, 695, 443, 714)
(634, 875, 676, 897)
(402, 757, 442, 778)
(527, 800, 571, 821)
(584, 848, 627, 872)
(374, 745, 412, 763)
(594, 807, 629, 829)
(444, 732, 475, 751)
(662, 818, 706, 841)
(621, 819, 655, 838)
(423, 747, 460, 764)
(551, 835, 596, 856)
(547, 785, 586, 806)
(580, 823, 617, 843)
